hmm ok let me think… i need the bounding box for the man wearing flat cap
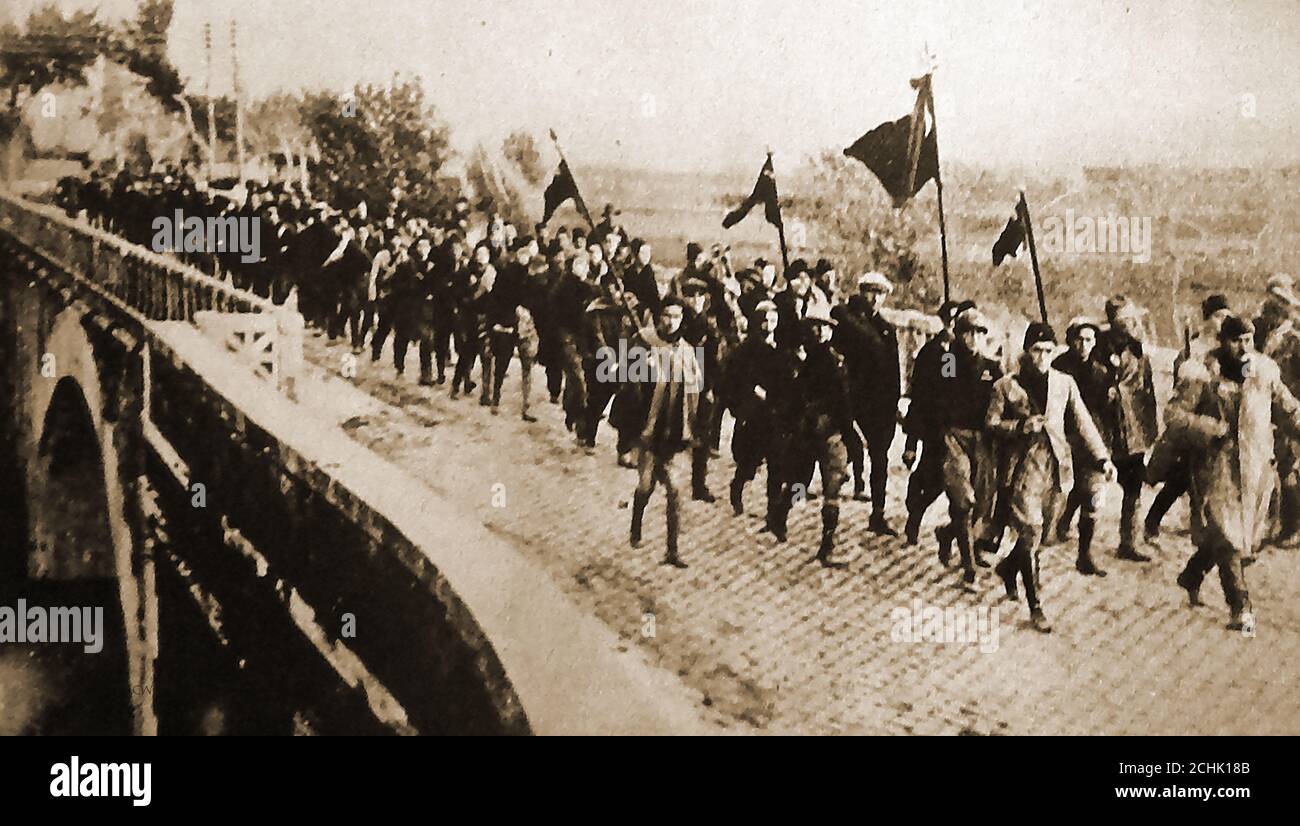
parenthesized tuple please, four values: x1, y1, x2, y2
(987, 323, 1116, 632)
(833, 271, 903, 533)
(783, 304, 854, 566)
(1165, 314, 1300, 631)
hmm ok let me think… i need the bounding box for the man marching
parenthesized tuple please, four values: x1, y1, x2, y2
(933, 310, 1003, 586)
(790, 305, 855, 567)
(1048, 316, 1113, 576)
(987, 323, 1117, 633)
(1094, 296, 1159, 563)
(833, 271, 902, 532)
(1165, 315, 1300, 631)
(629, 297, 704, 569)
(902, 300, 974, 545)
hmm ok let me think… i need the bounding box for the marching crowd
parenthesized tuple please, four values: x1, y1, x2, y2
(53, 167, 1300, 635)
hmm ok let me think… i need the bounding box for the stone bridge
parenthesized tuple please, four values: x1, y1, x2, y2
(0, 190, 706, 735)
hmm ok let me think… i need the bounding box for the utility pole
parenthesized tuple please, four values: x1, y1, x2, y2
(230, 19, 246, 184)
(204, 22, 216, 183)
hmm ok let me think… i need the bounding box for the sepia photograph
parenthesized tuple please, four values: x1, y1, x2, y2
(0, 0, 1293, 796)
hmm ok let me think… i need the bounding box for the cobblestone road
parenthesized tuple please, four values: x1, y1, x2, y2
(301, 331, 1300, 735)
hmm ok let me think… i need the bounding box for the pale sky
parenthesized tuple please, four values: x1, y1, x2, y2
(10, 0, 1300, 173)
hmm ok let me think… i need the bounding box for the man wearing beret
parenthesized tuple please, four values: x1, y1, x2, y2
(1166, 315, 1300, 631)
(987, 323, 1116, 632)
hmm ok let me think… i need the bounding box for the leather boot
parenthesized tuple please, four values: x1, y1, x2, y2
(817, 505, 847, 568)
(663, 497, 686, 568)
(630, 491, 648, 548)
(729, 477, 745, 516)
(1075, 515, 1107, 577)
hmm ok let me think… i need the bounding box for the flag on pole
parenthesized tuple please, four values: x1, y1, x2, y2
(723, 154, 783, 230)
(541, 158, 593, 226)
(844, 74, 939, 207)
(992, 207, 1027, 265)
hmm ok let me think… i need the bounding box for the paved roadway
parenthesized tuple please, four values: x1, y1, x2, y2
(297, 329, 1300, 735)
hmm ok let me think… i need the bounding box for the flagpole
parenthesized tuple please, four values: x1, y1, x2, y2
(924, 80, 952, 304)
(549, 129, 649, 334)
(769, 151, 790, 273)
(1019, 191, 1048, 324)
(548, 129, 595, 230)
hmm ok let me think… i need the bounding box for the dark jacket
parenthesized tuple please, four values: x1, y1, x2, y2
(831, 296, 901, 424)
(722, 332, 799, 425)
(625, 262, 661, 318)
(940, 345, 1003, 431)
(903, 330, 952, 440)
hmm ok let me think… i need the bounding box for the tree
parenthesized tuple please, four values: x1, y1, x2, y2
(0, 3, 107, 140)
(299, 74, 453, 218)
(502, 130, 543, 187)
(107, 0, 184, 113)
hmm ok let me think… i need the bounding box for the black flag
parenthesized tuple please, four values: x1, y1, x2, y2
(992, 208, 1026, 265)
(723, 155, 783, 230)
(844, 115, 939, 208)
(541, 158, 592, 227)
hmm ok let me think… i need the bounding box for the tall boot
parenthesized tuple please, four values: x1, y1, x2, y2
(954, 516, 976, 585)
(729, 475, 745, 516)
(1075, 514, 1107, 576)
(904, 508, 923, 546)
(1277, 479, 1300, 546)
(1118, 485, 1151, 562)
(765, 485, 790, 543)
(520, 362, 535, 422)
(691, 448, 716, 502)
(663, 494, 686, 568)
(630, 491, 648, 548)
(817, 504, 847, 568)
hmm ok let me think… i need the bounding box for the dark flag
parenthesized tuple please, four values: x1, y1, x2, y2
(993, 192, 1049, 322)
(992, 209, 1026, 265)
(541, 158, 592, 227)
(844, 116, 938, 207)
(844, 73, 939, 208)
(723, 155, 783, 230)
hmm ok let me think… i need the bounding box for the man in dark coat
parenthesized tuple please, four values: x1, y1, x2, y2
(902, 300, 974, 545)
(1048, 316, 1113, 576)
(832, 271, 902, 533)
(1093, 295, 1160, 562)
(722, 300, 800, 540)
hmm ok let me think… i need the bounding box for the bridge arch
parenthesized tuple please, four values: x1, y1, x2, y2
(24, 307, 156, 734)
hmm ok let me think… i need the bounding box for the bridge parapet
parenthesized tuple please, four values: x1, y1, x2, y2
(0, 189, 302, 396)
